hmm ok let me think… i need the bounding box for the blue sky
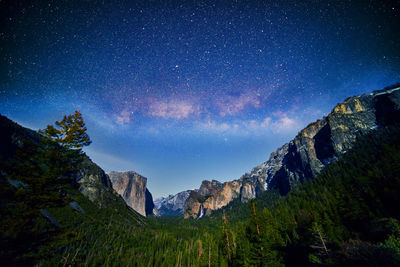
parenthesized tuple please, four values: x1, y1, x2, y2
(1, 0, 399, 196)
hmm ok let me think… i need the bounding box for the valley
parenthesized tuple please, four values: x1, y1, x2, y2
(1, 85, 400, 265)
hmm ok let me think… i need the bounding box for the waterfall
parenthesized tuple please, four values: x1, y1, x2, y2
(197, 204, 204, 219)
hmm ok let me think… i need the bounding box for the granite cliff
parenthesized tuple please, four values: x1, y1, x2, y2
(184, 85, 400, 219)
(0, 114, 143, 217)
(76, 157, 122, 207)
(0, 114, 159, 218)
(108, 171, 158, 217)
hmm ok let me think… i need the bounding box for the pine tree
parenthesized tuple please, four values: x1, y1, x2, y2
(38, 111, 91, 178)
(0, 112, 92, 264)
(309, 222, 329, 264)
(39, 110, 91, 152)
(219, 212, 234, 264)
(246, 200, 263, 265)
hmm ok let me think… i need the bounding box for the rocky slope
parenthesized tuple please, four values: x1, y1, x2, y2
(0, 114, 157, 218)
(154, 190, 191, 216)
(0, 114, 144, 218)
(108, 171, 158, 216)
(184, 85, 400, 219)
(76, 157, 122, 207)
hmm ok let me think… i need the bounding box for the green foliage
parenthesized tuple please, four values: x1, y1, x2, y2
(2, 115, 400, 266)
(215, 124, 400, 266)
(37, 110, 92, 179)
(39, 110, 91, 152)
(0, 112, 94, 265)
(379, 235, 400, 256)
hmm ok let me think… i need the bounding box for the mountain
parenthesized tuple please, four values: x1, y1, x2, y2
(0, 114, 145, 265)
(2, 85, 400, 266)
(215, 122, 400, 266)
(108, 171, 158, 216)
(154, 190, 191, 216)
(0, 114, 157, 219)
(184, 85, 400, 219)
(0, 114, 135, 212)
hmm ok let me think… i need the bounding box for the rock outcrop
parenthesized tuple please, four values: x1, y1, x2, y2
(108, 171, 157, 217)
(184, 85, 400, 219)
(184, 179, 242, 219)
(76, 156, 117, 205)
(154, 190, 191, 216)
(266, 86, 400, 195)
(0, 114, 142, 219)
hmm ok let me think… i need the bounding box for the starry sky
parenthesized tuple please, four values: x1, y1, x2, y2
(1, 0, 400, 197)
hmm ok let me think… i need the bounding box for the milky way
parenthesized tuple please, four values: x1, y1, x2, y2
(1, 0, 400, 196)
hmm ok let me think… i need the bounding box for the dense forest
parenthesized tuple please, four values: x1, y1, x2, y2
(1, 116, 400, 266)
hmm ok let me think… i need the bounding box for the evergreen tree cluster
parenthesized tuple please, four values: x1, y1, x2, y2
(215, 124, 400, 266)
(1, 112, 400, 266)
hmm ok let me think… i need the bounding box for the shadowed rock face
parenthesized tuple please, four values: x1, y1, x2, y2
(0, 114, 130, 211)
(145, 189, 159, 216)
(184, 86, 400, 219)
(108, 171, 157, 217)
(76, 157, 117, 205)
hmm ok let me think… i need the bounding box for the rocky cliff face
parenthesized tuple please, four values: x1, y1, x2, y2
(184, 179, 242, 219)
(0, 114, 138, 214)
(154, 190, 191, 216)
(184, 85, 400, 219)
(107, 171, 157, 217)
(76, 157, 117, 205)
(266, 86, 400, 195)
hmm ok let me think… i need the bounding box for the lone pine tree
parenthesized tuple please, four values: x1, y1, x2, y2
(38, 110, 92, 179)
(39, 110, 91, 152)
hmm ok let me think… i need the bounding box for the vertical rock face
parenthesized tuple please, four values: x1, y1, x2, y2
(201, 180, 242, 216)
(184, 143, 290, 219)
(77, 157, 116, 204)
(184, 191, 203, 219)
(240, 183, 256, 203)
(184, 179, 242, 219)
(267, 88, 399, 195)
(0, 114, 143, 221)
(145, 189, 159, 216)
(184, 86, 400, 219)
(108, 171, 157, 217)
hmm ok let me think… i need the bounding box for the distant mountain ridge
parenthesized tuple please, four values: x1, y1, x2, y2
(184, 85, 400, 219)
(2, 84, 399, 221)
(154, 190, 191, 216)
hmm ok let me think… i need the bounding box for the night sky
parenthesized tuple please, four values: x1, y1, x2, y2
(1, 0, 400, 197)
